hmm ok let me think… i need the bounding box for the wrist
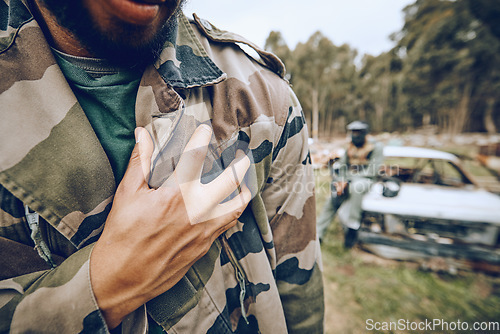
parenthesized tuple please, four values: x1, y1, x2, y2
(89, 243, 148, 329)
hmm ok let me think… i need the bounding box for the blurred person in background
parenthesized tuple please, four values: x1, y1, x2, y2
(317, 121, 383, 246)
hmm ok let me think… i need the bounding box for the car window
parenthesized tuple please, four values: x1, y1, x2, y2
(383, 156, 472, 187)
(382, 157, 417, 183)
(413, 159, 438, 184)
(461, 158, 500, 193)
(433, 159, 468, 186)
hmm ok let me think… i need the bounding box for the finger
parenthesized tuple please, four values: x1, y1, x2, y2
(207, 150, 251, 204)
(175, 124, 213, 184)
(206, 184, 252, 223)
(120, 127, 154, 190)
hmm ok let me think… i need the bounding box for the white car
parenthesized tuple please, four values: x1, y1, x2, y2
(338, 146, 500, 268)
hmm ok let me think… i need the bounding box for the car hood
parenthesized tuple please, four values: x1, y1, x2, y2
(362, 183, 500, 225)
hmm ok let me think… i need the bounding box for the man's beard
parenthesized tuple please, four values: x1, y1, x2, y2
(39, 0, 185, 68)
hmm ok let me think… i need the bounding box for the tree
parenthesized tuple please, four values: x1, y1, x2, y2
(395, 0, 500, 134)
(264, 0, 500, 137)
(285, 32, 358, 139)
(264, 30, 291, 67)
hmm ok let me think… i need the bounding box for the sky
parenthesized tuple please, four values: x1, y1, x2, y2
(183, 0, 414, 57)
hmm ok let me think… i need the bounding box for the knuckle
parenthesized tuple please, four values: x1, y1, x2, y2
(168, 186, 183, 201)
(202, 226, 213, 240)
(227, 219, 238, 229)
(199, 237, 212, 254)
(224, 172, 239, 191)
(233, 201, 247, 218)
(232, 206, 244, 219)
(185, 146, 206, 162)
(160, 186, 182, 204)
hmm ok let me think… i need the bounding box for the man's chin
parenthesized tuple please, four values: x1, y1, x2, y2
(39, 0, 181, 67)
(90, 42, 161, 68)
(76, 15, 176, 67)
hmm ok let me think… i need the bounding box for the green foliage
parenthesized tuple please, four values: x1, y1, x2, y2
(266, 0, 500, 136)
(397, 0, 500, 134)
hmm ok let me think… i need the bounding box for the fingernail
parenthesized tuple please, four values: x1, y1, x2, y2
(199, 124, 212, 134)
(135, 128, 142, 144)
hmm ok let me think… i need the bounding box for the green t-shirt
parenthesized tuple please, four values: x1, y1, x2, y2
(54, 51, 167, 333)
(54, 51, 141, 185)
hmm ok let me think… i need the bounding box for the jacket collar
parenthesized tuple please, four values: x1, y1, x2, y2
(0, 0, 225, 246)
(154, 14, 226, 88)
(0, 0, 226, 88)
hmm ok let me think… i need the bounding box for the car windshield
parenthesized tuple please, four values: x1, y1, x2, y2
(382, 156, 474, 187)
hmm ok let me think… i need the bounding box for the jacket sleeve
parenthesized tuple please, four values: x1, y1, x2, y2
(261, 86, 325, 334)
(0, 242, 112, 333)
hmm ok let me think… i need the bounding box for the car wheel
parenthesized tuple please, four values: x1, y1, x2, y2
(344, 227, 358, 248)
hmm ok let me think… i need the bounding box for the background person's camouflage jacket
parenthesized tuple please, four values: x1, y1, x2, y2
(0, 0, 325, 333)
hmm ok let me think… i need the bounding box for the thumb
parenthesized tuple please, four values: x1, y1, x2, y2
(121, 127, 154, 189)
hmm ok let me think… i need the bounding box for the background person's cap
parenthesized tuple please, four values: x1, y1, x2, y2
(346, 121, 369, 131)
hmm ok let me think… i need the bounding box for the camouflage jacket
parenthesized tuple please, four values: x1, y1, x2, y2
(0, 0, 324, 333)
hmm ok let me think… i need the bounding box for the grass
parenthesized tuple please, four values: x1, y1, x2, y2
(315, 168, 500, 333)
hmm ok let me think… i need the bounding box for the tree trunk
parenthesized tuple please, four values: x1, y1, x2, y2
(337, 115, 346, 135)
(326, 112, 333, 138)
(320, 109, 327, 138)
(422, 113, 431, 127)
(450, 83, 472, 135)
(375, 104, 384, 132)
(358, 108, 366, 123)
(312, 88, 319, 141)
(442, 111, 455, 134)
(484, 97, 498, 134)
(305, 110, 312, 134)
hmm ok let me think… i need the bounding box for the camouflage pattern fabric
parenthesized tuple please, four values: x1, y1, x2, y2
(0, 0, 325, 333)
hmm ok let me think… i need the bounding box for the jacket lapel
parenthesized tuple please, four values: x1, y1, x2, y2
(0, 1, 227, 249)
(0, 5, 115, 248)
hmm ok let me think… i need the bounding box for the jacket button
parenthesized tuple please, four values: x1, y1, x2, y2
(200, 18, 212, 31)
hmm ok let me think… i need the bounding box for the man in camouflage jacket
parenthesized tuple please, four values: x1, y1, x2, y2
(0, 0, 324, 332)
